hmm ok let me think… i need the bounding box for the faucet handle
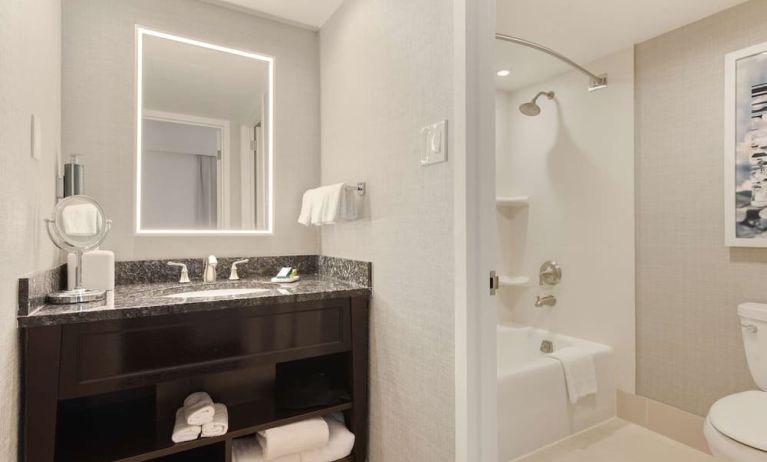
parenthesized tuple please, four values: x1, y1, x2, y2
(167, 262, 190, 283)
(229, 259, 249, 280)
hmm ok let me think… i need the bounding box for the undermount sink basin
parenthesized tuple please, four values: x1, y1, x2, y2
(163, 288, 271, 299)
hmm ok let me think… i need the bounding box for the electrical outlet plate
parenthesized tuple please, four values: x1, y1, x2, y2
(420, 120, 447, 166)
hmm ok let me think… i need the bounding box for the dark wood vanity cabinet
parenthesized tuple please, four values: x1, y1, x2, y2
(21, 297, 369, 462)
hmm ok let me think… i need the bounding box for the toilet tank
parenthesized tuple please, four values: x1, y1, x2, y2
(738, 303, 767, 390)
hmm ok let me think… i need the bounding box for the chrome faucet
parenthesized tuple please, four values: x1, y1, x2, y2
(535, 295, 557, 307)
(203, 255, 218, 283)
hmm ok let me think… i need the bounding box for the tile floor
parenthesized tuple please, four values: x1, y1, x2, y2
(514, 419, 715, 462)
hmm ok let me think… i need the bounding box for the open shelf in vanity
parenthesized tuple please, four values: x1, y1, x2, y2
(20, 292, 370, 462)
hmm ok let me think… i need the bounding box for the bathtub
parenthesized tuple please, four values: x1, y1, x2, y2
(497, 325, 615, 462)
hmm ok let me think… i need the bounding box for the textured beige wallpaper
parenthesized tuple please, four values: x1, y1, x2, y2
(0, 0, 62, 458)
(636, 0, 767, 417)
(319, 0, 455, 460)
(62, 0, 321, 260)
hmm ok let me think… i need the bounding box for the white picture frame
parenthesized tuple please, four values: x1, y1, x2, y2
(724, 40, 767, 247)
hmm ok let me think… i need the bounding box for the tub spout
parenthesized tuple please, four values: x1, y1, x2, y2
(535, 295, 557, 307)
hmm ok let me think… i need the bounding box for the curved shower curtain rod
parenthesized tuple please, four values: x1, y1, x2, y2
(495, 33, 608, 91)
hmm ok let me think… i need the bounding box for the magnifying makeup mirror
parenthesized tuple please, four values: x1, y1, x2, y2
(45, 195, 111, 304)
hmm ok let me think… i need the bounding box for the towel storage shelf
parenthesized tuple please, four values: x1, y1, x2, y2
(21, 296, 369, 462)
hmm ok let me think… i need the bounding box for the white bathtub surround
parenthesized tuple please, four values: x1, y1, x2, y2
(182, 392, 216, 426)
(201, 403, 229, 438)
(497, 325, 615, 461)
(257, 417, 329, 460)
(495, 48, 636, 394)
(172, 408, 202, 443)
(546, 347, 598, 405)
(514, 419, 714, 462)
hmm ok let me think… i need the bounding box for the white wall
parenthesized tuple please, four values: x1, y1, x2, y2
(319, 0, 455, 460)
(0, 0, 62, 458)
(495, 48, 636, 392)
(62, 0, 320, 259)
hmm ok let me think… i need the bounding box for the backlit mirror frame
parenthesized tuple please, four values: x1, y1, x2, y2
(135, 26, 274, 235)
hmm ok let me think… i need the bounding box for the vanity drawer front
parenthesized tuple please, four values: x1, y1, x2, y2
(59, 299, 351, 398)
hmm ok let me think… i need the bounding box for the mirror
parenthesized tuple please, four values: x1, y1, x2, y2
(54, 195, 109, 248)
(45, 195, 111, 303)
(136, 28, 273, 234)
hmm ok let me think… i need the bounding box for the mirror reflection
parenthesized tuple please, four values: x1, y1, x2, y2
(138, 29, 272, 233)
(55, 195, 108, 248)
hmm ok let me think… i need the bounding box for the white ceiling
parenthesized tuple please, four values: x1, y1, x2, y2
(207, 0, 345, 29)
(496, 0, 750, 91)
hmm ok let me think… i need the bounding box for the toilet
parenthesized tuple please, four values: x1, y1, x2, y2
(704, 303, 767, 461)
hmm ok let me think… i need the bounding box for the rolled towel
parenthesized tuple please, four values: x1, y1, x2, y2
(257, 417, 329, 460)
(183, 392, 215, 425)
(172, 408, 201, 443)
(202, 403, 229, 437)
(300, 417, 355, 462)
(233, 437, 300, 462)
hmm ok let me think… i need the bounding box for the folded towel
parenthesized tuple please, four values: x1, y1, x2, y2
(298, 188, 318, 226)
(300, 417, 355, 462)
(233, 437, 300, 462)
(257, 416, 329, 460)
(233, 417, 354, 462)
(297, 184, 357, 226)
(547, 346, 598, 404)
(183, 392, 215, 426)
(201, 403, 229, 437)
(62, 203, 100, 236)
(172, 408, 201, 443)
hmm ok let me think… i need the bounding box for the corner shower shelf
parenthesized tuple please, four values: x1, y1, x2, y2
(496, 196, 529, 207)
(499, 276, 530, 287)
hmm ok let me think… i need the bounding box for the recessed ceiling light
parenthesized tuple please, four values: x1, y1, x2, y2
(497, 69, 511, 77)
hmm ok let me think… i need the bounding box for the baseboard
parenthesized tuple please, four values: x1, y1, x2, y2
(617, 390, 711, 455)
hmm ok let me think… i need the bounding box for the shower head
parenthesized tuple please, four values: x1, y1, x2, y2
(519, 91, 555, 116)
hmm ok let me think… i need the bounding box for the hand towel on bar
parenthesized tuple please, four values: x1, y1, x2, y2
(546, 346, 598, 404)
(232, 437, 300, 462)
(172, 408, 201, 443)
(300, 417, 355, 462)
(201, 403, 229, 437)
(183, 392, 215, 425)
(297, 183, 357, 226)
(257, 416, 329, 460)
(297, 188, 319, 226)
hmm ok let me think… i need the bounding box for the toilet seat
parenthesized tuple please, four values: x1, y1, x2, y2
(710, 391, 767, 451)
(705, 391, 767, 462)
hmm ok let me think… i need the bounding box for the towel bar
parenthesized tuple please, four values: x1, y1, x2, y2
(345, 183, 366, 196)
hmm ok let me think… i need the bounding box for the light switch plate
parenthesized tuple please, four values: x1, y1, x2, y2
(420, 120, 447, 166)
(31, 114, 42, 160)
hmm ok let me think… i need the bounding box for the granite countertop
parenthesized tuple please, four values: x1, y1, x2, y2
(17, 275, 370, 328)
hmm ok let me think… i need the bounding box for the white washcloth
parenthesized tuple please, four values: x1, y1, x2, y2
(201, 403, 229, 437)
(61, 203, 99, 236)
(297, 184, 357, 226)
(172, 408, 201, 443)
(257, 416, 329, 460)
(183, 392, 215, 426)
(547, 346, 598, 404)
(300, 417, 355, 462)
(233, 437, 300, 462)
